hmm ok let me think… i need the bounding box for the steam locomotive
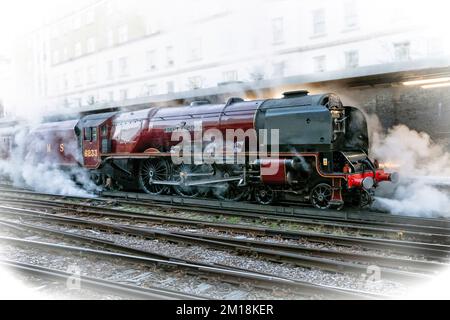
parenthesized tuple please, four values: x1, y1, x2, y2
(0, 91, 397, 209)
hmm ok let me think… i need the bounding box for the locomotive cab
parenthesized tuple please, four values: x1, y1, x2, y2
(77, 112, 117, 170)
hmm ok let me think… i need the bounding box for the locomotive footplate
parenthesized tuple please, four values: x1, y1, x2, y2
(150, 177, 243, 187)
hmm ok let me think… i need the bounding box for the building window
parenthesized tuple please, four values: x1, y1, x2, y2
(187, 38, 202, 61)
(63, 47, 69, 61)
(167, 81, 175, 94)
(107, 91, 114, 102)
(249, 65, 265, 81)
(107, 60, 114, 79)
(73, 15, 82, 30)
(119, 57, 129, 76)
(118, 25, 128, 44)
(313, 55, 326, 72)
(62, 74, 68, 90)
(74, 70, 82, 87)
(272, 18, 284, 44)
(75, 42, 82, 57)
(272, 61, 286, 78)
(223, 70, 238, 82)
(144, 84, 157, 96)
(345, 50, 359, 69)
(394, 42, 411, 61)
(146, 50, 157, 71)
(166, 46, 174, 67)
(44, 78, 48, 97)
(187, 76, 203, 90)
(54, 76, 60, 94)
(107, 30, 115, 47)
(63, 22, 71, 35)
(312, 9, 326, 36)
(87, 95, 96, 105)
(105, 1, 113, 15)
(120, 89, 128, 100)
(87, 66, 96, 84)
(343, 1, 359, 30)
(50, 28, 57, 40)
(146, 21, 160, 35)
(428, 38, 444, 57)
(53, 50, 60, 64)
(86, 10, 95, 25)
(87, 38, 96, 53)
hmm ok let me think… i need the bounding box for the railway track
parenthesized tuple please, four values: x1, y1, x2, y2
(1, 186, 450, 240)
(0, 208, 441, 284)
(109, 193, 450, 232)
(1, 260, 205, 300)
(0, 185, 448, 299)
(0, 234, 386, 300)
(1, 199, 449, 261)
(3, 195, 450, 246)
(0, 199, 447, 282)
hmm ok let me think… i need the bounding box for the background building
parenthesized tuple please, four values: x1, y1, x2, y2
(8, 0, 448, 111)
(0, 55, 13, 118)
(4, 0, 450, 145)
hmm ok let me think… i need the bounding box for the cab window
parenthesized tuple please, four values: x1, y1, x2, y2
(92, 127, 98, 141)
(101, 125, 108, 137)
(84, 127, 98, 142)
(84, 128, 92, 141)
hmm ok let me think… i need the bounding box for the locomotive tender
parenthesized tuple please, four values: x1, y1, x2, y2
(0, 91, 397, 209)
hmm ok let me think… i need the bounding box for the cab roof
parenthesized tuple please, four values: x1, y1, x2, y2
(78, 112, 118, 128)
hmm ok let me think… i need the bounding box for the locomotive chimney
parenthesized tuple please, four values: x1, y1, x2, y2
(283, 90, 310, 99)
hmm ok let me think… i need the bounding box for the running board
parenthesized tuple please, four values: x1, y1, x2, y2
(150, 177, 243, 187)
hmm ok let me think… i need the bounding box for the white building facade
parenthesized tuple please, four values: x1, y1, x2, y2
(8, 0, 450, 114)
(0, 56, 13, 117)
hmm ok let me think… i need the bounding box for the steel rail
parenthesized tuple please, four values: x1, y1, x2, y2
(1, 188, 450, 246)
(2, 196, 450, 244)
(1, 203, 449, 262)
(1, 186, 450, 230)
(0, 212, 440, 283)
(101, 190, 450, 228)
(0, 236, 390, 300)
(114, 197, 450, 236)
(0, 260, 205, 300)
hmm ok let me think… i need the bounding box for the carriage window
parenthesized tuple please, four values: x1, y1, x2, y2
(84, 128, 92, 141)
(92, 127, 98, 141)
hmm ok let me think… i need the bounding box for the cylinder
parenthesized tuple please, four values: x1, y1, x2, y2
(259, 159, 288, 185)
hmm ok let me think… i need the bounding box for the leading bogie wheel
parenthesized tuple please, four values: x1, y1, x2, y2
(359, 189, 374, 208)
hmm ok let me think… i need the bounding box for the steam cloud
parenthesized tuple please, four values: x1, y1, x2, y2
(0, 124, 98, 198)
(369, 117, 450, 217)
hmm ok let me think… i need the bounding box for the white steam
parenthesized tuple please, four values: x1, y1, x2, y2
(370, 120, 450, 217)
(0, 265, 49, 299)
(0, 124, 98, 198)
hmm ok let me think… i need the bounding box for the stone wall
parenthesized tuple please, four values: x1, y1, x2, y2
(316, 84, 450, 150)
